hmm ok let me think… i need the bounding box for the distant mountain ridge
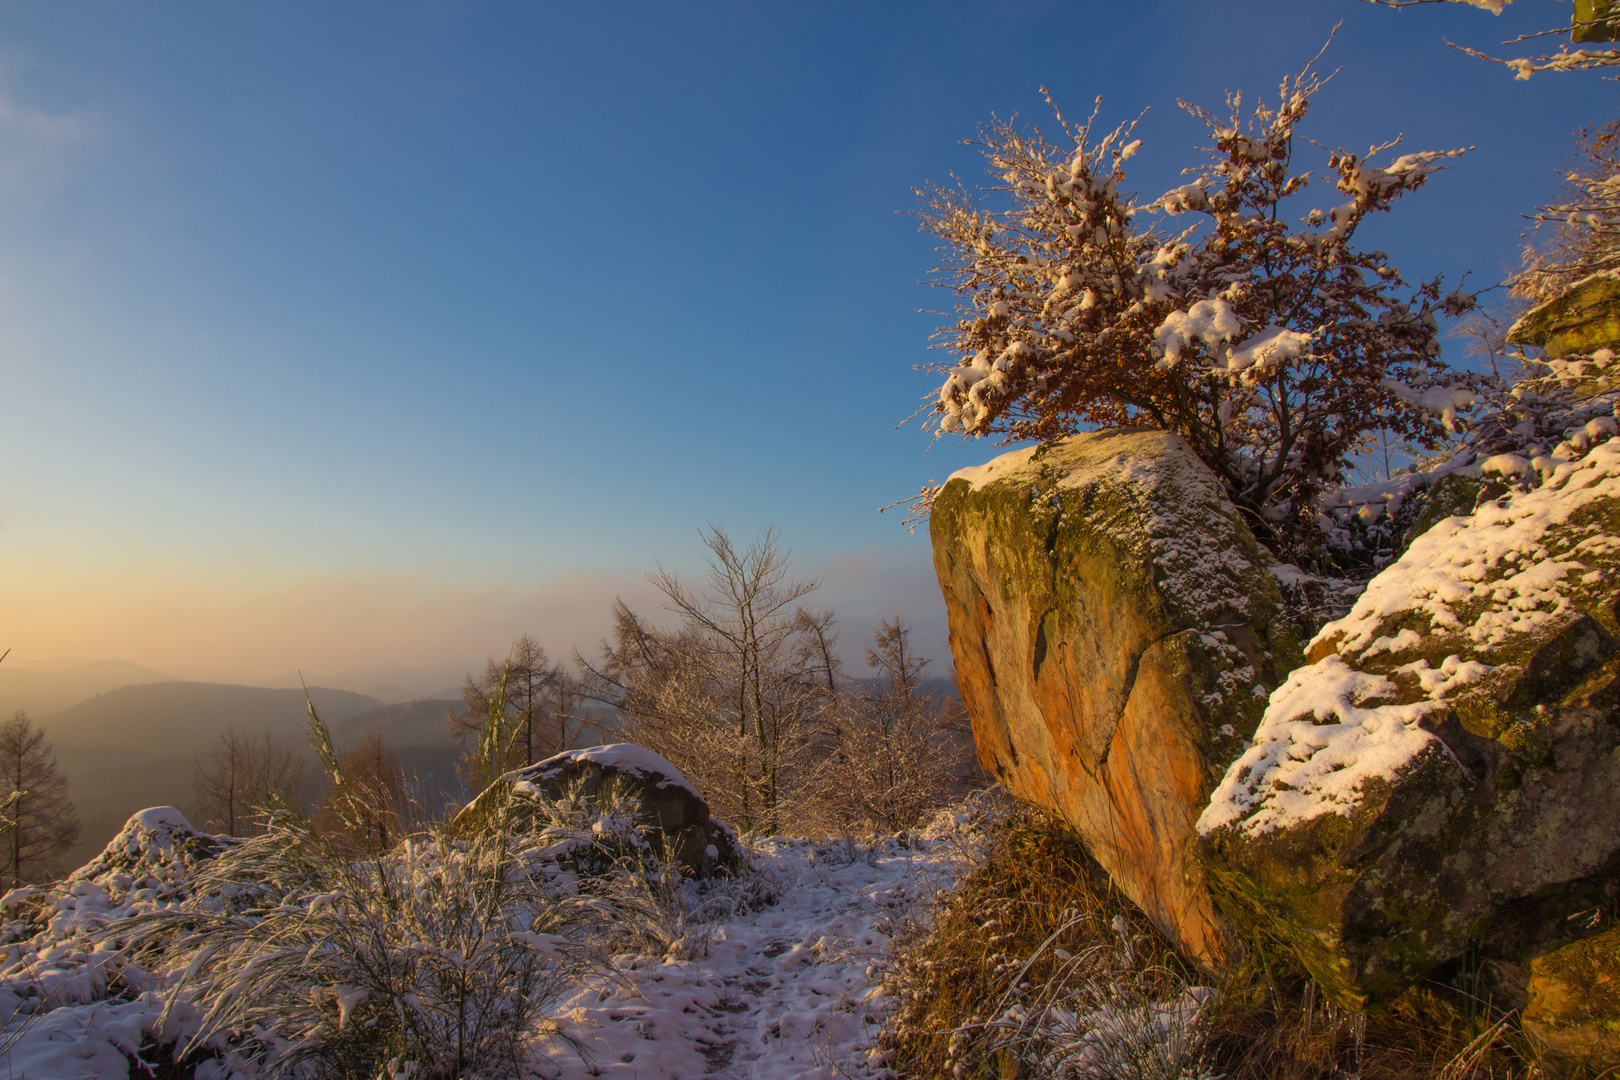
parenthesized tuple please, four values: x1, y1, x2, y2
(45, 682, 385, 777)
(0, 659, 172, 720)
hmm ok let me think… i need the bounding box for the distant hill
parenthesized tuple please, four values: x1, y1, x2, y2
(0, 659, 172, 719)
(44, 682, 384, 776)
(257, 663, 474, 703)
(330, 698, 461, 751)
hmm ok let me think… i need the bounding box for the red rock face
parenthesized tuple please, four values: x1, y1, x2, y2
(930, 431, 1293, 969)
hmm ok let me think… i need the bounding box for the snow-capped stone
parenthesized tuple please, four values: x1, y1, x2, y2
(1200, 437, 1620, 1009)
(455, 744, 744, 875)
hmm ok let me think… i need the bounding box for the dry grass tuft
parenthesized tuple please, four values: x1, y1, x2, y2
(1202, 965, 1538, 1079)
(882, 806, 1553, 1080)
(881, 806, 1199, 1079)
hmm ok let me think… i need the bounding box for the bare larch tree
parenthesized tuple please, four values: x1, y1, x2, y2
(0, 711, 80, 889)
(192, 730, 307, 836)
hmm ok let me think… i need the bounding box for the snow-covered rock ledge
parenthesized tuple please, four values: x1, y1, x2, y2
(1199, 435, 1620, 1010)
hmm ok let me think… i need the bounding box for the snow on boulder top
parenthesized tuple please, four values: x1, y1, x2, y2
(947, 444, 1040, 491)
(67, 805, 235, 892)
(519, 744, 702, 800)
(131, 806, 196, 833)
(1197, 657, 1451, 837)
(1201, 433, 1620, 839)
(1318, 438, 1620, 660)
(943, 428, 1276, 627)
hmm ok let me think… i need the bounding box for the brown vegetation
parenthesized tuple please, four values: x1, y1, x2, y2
(191, 730, 305, 836)
(884, 807, 1542, 1080)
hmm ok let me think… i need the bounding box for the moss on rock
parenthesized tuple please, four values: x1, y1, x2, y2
(1200, 440, 1620, 1011)
(931, 429, 1299, 969)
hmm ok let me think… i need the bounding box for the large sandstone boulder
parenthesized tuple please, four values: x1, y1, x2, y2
(930, 429, 1300, 968)
(1199, 436, 1620, 1013)
(452, 743, 744, 876)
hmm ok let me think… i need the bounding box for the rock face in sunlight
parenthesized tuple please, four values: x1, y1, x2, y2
(453, 743, 745, 875)
(930, 429, 1299, 969)
(1199, 439, 1620, 1017)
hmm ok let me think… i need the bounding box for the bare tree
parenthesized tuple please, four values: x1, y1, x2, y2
(580, 526, 834, 834)
(450, 635, 583, 790)
(805, 620, 968, 836)
(192, 730, 306, 836)
(341, 730, 407, 852)
(0, 711, 80, 889)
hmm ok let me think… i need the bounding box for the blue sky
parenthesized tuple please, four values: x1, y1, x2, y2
(0, 1, 1607, 685)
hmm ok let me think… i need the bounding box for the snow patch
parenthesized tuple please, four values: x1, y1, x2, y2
(1318, 440, 1620, 658)
(522, 744, 703, 801)
(1197, 656, 1444, 837)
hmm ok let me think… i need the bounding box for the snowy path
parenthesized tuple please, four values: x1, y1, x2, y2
(0, 811, 985, 1080)
(541, 837, 970, 1080)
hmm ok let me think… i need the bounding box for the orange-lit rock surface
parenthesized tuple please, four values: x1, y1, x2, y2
(930, 429, 1298, 968)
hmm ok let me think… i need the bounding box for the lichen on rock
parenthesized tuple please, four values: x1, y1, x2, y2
(1199, 431, 1620, 1012)
(931, 428, 1300, 968)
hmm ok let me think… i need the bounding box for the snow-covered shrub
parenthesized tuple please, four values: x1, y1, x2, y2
(508, 773, 657, 876)
(1516, 118, 1620, 300)
(114, 799, 607, 1079)
(916, 53, 1473, 557)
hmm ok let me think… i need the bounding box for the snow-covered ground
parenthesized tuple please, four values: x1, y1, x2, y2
(540, 833, 973, 1080)
(0, 808, 988, 1080)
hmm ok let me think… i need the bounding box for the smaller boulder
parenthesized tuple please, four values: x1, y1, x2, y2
(454, 744, 744, 875)
(67, 807, 237, 904)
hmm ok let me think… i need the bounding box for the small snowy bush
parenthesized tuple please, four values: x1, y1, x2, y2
(116, 801, 606, 1079)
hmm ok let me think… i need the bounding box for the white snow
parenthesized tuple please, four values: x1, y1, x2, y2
(523, 744, 704, 801)
(0, 804, 989, 1080)
(1152, 299, 1240, 367)
(1321, 439, 1620, 658)
(1203, 429, 1620, 839)
(538, 830, 975, 1080)
(1227, 325, 1311, 381)
(0, 808, 227, 1079)
(1196, 656, 1445, 837)
(947, 446, 1039, 492)
(1382, 379, 1477, 432)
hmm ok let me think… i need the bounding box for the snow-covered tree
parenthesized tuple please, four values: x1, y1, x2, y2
(1515, 118, 1620, 302)
(918, 58, 1472, 555)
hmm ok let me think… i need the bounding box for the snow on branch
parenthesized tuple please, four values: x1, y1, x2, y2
(1363, 0, 1620, 78)
(914, 49, 1473, 558)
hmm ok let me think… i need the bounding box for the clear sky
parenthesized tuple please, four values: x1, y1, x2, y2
(0, 1, 1607, 686)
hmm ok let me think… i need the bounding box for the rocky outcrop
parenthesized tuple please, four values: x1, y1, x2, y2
(930, 429, 1299, 968)
(1508, 274, 1620, 360)
(453, 743, 744, 876)
(1199, 438, 1620, 1012)
(64, 806, 236, 903)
